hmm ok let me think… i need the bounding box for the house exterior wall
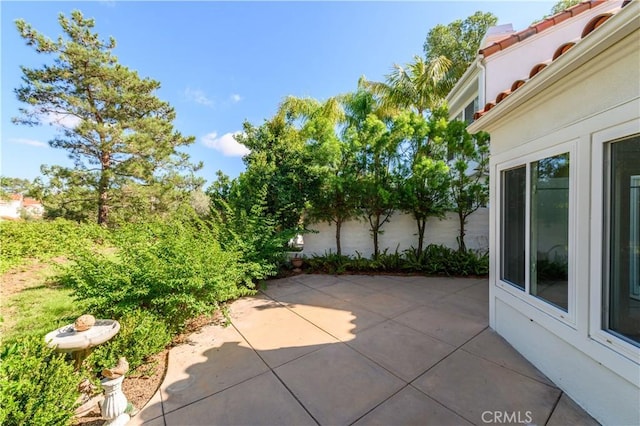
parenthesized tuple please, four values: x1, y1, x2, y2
(486, 28, 639, 426)
(303, 208, 488, 258)
(0, 200, 22, 218)
(483, 1, 623, 106)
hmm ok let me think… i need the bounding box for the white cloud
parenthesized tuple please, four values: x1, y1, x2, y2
(184, 87, 213, 106)
(230, 94, 242, 103)
(43, 112, 81, 129)
(10, 138, 48, 148)
(201, 132, 250, 157)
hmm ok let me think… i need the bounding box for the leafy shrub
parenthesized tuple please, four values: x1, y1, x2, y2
(419, 244, 489, 276)
(0, 219, 107, 273)
(304, 245, 488, 276)
(86, 309, 171, 375)
(0, 336, 79, 426)
(211, 194, 295, 281)
(306, 250, 351, 274)
(61, 210, 256, 331)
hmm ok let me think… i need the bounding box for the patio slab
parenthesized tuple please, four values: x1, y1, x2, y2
(164, 371, 316, 426)
(412, 349, 561, 425)
(160, 323, 269, 413)
(277, 288, 386, 341)
(274, 343, 405, 425)
(546, 393, 600, 426)
(132, 274, 599, 426)
(231, 296, 338, 368)
(353, 385, 472, 426)
(347, 319, 456, 381)
(393, 304, 488, 346)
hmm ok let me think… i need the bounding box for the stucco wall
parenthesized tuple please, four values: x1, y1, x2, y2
(495, 300, 640, 426)
(484, 1, 623, 105)
(303, 208, 488, 258)
(485, 16, 640, 426)
(0, 200, 21, 219)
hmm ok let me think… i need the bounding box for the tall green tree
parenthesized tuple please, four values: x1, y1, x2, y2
(0, 177, 33, 199)
(445, 120, 490, 252)
(396, 108, 451, 257)
(343, 89, 401, 258)
(286, 97, 362, 256)
(13, 11, 200, 225)
(234, 97, 325, 232)
(423, 11, 498, 89)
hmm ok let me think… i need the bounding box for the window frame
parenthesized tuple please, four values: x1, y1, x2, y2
(496, 141, 577, 326)
(590, 121, 640, 360)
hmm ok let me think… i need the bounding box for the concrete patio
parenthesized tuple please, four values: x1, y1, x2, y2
(130, 274, 598, 425)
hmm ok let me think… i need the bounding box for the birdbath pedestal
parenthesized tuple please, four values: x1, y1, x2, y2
(45, 319, 131, 425)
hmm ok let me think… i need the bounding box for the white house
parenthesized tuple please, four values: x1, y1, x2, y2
(448, 1, 639, 424)
(0, 194, 44, 219)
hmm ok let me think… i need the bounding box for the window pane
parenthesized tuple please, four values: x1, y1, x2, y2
(607, 135, 640, 346)
(530, 153, 569, 311)
(464, 101, 475, 125)
(502, 166, 526, 289)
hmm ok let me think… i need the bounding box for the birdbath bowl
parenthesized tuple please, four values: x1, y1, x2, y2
(45, 320, 120, 368)
(45, 319, 120, 352)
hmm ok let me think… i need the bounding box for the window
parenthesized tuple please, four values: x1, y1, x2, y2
(501, 166, 526, 289)
(605, 135, 640, 346)
(500, 151, 571, 313)
(530, 154, 569, 311)
(464, 100, 476, 125)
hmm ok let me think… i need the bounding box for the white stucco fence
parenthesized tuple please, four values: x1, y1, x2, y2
(302, 208, 489, 258)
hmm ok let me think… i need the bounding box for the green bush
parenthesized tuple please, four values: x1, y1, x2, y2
(0, 219, 107, 273)
(86, 309, 171, 375)
(304, 245, 488, 276)
(306, 251, 351, 274)
(61, 211, 256, 331)
(0, 336, 79, 426)
(211, 195, 295, 281)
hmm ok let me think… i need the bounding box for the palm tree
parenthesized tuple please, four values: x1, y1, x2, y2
(360, 55, 451, 116)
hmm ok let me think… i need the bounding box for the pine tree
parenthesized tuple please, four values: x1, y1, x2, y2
(13, 11, 201, 225)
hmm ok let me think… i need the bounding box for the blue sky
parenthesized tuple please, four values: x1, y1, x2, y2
(1, 1, 555, 186)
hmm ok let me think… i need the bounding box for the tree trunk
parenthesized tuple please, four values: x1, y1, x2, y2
(97, 152, 110, 225)
(416, 216, 426, 257)
(458, 211, 466, 253)
(335, 219, 342, 256)
(370, 214, 381, 259)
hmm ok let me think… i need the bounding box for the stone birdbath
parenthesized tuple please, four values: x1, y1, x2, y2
(45, 316, 132, 426)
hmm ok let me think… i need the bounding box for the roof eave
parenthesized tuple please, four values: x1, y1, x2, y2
(467, 0, 639, 134)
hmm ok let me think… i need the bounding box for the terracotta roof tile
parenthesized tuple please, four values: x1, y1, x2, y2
(569, 1, 593, 16)
(553, 42, 577, 60)
(496, 90, 512, 104)
(481, 43, 502, 57)
(474, 110, 487, 120)
(517, 27, 538, 41)
(23, 198, 41, 206)
(511, 79, 528, 91)
(582, 13, 613, 37)
(498, 36, 519, 50)
(552, 10, 573, 25)
(529, 62, 549, 78)
(534, 18, 556, 33)
(478, 1, 604, 57)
